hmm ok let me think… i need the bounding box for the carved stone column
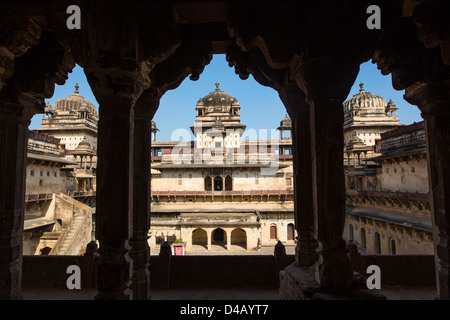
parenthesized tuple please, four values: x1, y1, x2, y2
(404, 80, 450, 300)
(0, 101, 36, 299)
(128, 90, 159, 300)
(279, 85, 319, 267)
(0, 31, 67, 298)
(85, 59, 152, 300)
(295, 59, 360, 293)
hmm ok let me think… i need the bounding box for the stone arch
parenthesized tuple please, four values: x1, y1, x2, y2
(231, 228, 247, 249)
(212, 228, 226, 248)
(192, 228, 207, 248)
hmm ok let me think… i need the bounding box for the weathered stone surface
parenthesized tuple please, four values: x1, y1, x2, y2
(279, 262, 320, 300)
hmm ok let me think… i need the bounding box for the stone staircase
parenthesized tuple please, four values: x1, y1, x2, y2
(57, 214, 86, 255)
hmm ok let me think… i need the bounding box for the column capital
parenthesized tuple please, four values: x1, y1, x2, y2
(293, 55, 360, 104)
(404, 80, 450, 118)
(84, 58, 153, 110)
(278, 84, 308, 118)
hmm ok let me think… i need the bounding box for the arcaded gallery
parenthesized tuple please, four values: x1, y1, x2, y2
(0, 0, 450, 301)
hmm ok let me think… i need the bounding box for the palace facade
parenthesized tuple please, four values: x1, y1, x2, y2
(149, 83, 295, 254)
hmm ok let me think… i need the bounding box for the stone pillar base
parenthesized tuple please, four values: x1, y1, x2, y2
(279, 263, 320, 300)
(279, 262, 387, 300)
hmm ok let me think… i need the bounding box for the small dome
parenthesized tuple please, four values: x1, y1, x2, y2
(78, 137, 91, 148)
(280, 114, 291, 128)
(44, 102, 53, 113)
(346, 132, 367, 152)
(151, 120, 159, 132)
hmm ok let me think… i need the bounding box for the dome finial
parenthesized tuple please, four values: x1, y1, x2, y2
(215, 82, 220, 91)
(359, 82, 365, 93)
(74, 83, 79, 94)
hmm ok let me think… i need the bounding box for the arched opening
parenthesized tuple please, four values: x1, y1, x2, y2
(231, 228, 247, 250)
(213, 176, 223, 191)
(212, 228, 226, 249)
(270, 225, 277, 240)
(349, 224, 354, 242)
(6, 2, 449, 301)
(287, 223, 295, 241)
(192, 228, 208, 249)
(204, 176, 212, 191)
(225, 175, 232, 191)
(155, 231, 165, 244)
(360, 228, 366, 249)
(374, 232, 381, 254)
(40, 247, 52, 255)
(390, 238, 397, 255)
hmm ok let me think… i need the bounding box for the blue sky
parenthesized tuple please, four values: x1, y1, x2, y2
(31, 54, 423, 141)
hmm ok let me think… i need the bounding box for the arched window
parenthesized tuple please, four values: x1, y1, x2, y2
(349, 224, 354, 241)
(204, 176, 212, 191)
(214, 176, 223, 191)
(360, 228, 366, 249)
(374, 232, 381, 254)
(225, 175, 232, 191)
(287, 223, 295, 241)
(270, 225, 277, 240)
(390, 238, 396, 255)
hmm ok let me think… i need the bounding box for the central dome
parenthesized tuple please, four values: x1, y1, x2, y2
(53, 83, 98, 116)
(200, 82, 237, 107)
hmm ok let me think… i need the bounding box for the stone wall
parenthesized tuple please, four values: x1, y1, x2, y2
(344, 212, 434, 255)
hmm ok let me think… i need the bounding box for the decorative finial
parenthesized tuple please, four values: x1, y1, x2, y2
(74, 83, 79, 94)
(359, 82, 364, 93)
(215, 82, 220, 91)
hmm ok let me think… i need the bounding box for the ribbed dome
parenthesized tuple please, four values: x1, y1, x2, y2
(53, 83, 97, 116)
(199, 82, 237, 107)
(343, 83, 387, 118)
